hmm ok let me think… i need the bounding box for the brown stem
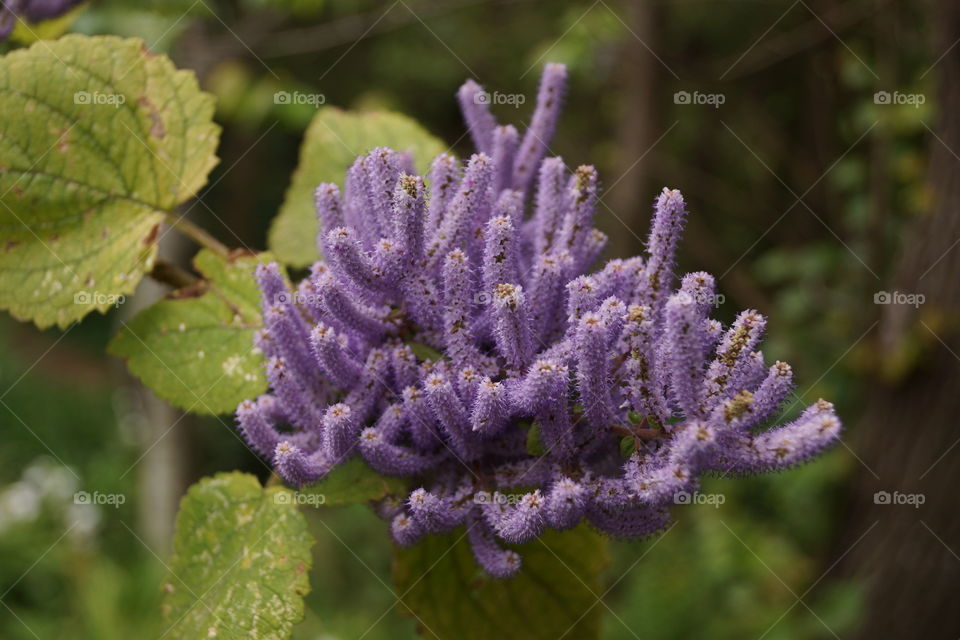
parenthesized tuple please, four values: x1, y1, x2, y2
(148, 258, 199, 290)
(611, 424, 668, 440)
(164, 214, 230, 257)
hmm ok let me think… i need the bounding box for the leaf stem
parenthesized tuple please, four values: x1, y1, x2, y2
(611, 424, 668, 440)
(148, 258, 199, 289)
(165, 214, 230, 257)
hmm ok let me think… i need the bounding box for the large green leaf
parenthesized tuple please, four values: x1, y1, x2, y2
(393, 525, 609, 640)
(108, 249, 269, 415)
(163, 472, 313, 640)
(0, 35, 219, 328)
(268, 108, 446, 267)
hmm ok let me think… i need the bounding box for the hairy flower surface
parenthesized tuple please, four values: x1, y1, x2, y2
(237, 64, 842, 578)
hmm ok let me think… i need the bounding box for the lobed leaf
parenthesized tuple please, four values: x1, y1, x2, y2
(163, 472, 313, 640)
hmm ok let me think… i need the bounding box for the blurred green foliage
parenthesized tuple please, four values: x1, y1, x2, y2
(0, 0, 935, 637)
(0, 320, 163, 639)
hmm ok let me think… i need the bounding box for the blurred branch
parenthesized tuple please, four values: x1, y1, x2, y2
(260, 0, 500, 58)
(118, 226, 198, 553)
(148, 258, 199, 290)
(175, 0, 521, 83)
(684, 220, 773, 312)
(656, 156, 775, 312)
(841, 2, 960, 636)
(606, 0, 659, 259)
(164, 213, 230, 257)
(868, 0, 894, 292)
(714, 0, 892, 80)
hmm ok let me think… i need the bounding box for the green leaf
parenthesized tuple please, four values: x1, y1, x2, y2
(0, 35, 220, 328)
(163, 472, 313, 640)
(299, 458, 407, 507)
(407, 341, 444, 363)
(108, 249, 269, 415)
(268, 107, 446, 267)
(393, 525, 609, 640)
(525, 422, 546, 457)
(10, 4, 87, 44)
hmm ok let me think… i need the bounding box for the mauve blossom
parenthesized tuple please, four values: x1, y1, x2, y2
(236, 64, 842, 578)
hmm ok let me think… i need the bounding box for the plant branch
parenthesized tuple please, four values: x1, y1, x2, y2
(165, 214, 230, 257)
(148, 258, 199, 289)
(612, 424, 668, 440)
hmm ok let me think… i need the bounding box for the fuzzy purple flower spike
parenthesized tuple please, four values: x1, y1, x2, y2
(236, 64, 842, 579)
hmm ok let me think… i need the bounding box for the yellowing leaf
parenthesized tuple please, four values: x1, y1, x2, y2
(163, 473, 313, 640)
(0, 35, 220, 328)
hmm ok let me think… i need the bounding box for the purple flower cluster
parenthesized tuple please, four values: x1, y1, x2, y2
(236, 64, 842, 578)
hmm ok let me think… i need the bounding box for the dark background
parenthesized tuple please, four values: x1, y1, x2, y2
(1, 1, 957, 638)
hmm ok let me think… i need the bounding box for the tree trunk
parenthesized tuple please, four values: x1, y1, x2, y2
(840, 1, 960, 637)
(116, 230, 194, 554)
(606, 0, 658, 259)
